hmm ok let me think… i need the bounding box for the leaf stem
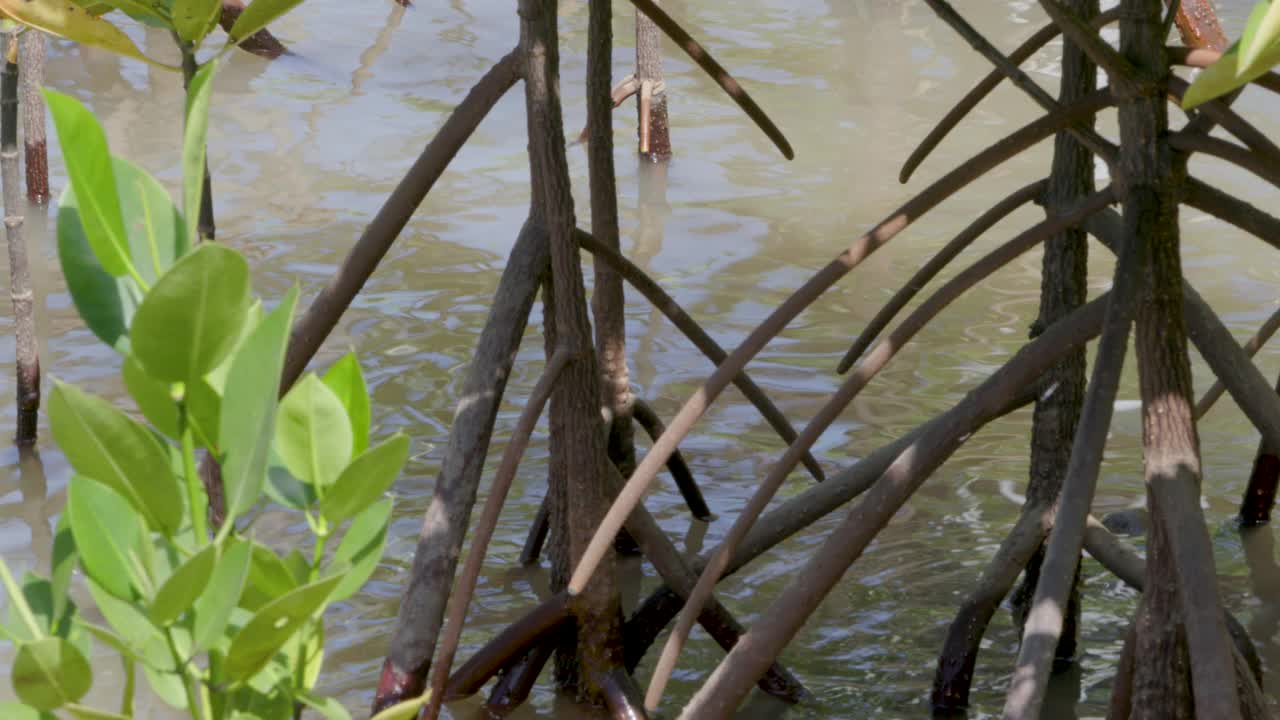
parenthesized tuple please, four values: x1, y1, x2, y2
(181, 403, 209, 542)
(167, 628, 205, 720)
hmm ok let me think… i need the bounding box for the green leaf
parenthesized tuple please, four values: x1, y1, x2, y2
(192, 539, 251, 651)
(150, 543, 218, 626)
(12, 637, 92, 710)
(122, 355, 180, 438)
(226, 0, 302, 48)
(57, 157, 187, 353)
(172, 0, 221, 43)
(297, 691, 351, 720)
(44, 91, 131, 278)
(263, 460, 315, 510)
(329, 498, 391, 601)
(1183, 37, 1280, 109)
(221, 288, 298, 523)
(369, 693, 429, 720)
(50, 381, 183, 534)
(5, 1, 172, 70)
(66, 476, 147, 600)
(275, 374, 353, 490)
(0, 702, 56, 720)
(50, 517, 78, 627)
(0, 558, 43, 641)
(282, 549, 311, 587)
(142, 665, 189, 710)
(130, 244, 251, 384)
(322, 353, 370, 455)
(183, 61, 216, 243)
(320, 434, 408, 525)
(64, 704, 131, 720)
(188, 375, 223, 450)
(242, 542, 296, 612)
(222, 572, 343, 683)
(1241, 0, 1280, 76)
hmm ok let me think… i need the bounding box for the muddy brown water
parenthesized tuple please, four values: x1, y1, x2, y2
(1, 1, 1279, 717)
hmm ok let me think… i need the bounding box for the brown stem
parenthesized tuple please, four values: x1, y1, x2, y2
(597, 666, 649, 720)
(284, 50, 520, 390)
(423, 348, 573, 720)
(1168, 132, 1280, 190)
(484, 642, 554, 713)
(677, 294, 1112, 718)
(17, 30, 47, 204)
(1004, 181, 1141, 720)
(634, 4, 669, 161)
(646, 187, 1116, 711)
(924, 0, 1117, 166)
(372, 221, 548, 714)
(900, 8, 1120, 183)
(632, 397, 712, 520)
(838, 179, 1047, 373)
(575, 228, 824, 482)
(1195, 305, 1280, 419)
(932, 504, 1052, 711)
(626, 0, 792, 160)
(519, 497, 551, 566)
(2, 32, 37, 447)
(567, 88, 1115, 601)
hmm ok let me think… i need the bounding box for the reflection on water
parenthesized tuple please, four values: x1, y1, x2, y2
(1, 0, 1279, 716)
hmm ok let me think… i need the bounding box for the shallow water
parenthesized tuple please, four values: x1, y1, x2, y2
(1, 0, 1279, 717)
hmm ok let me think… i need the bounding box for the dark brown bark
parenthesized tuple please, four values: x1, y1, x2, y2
(3, 32, 37, 446)
(522, 0, 623, 700)
(520, 497, 551, 566)
(1122, 1, 1239, 716)
(635, 0, 670, 160)
(219, 0, 289, 59)
(1239, 371, 1280, 525)
(372, 222, 548, 713)
(485, 642, 553, 714)
(17, 30, 47, 204)
(589, 0, 640, 503)
(632, 397, 711, 520)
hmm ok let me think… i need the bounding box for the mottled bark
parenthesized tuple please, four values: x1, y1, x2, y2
(3, 33, 37, 446)
(1009, 0, 1096, 670)
(17, 30, 47, 204)
(635, 1, 670, 160)
(522, 0, 623, 700)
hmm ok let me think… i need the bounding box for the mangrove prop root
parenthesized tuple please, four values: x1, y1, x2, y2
(932, 504, 1052, 711)
(676, 293, 1111, 718)
(2, 37, 38, 447)
(520, 497, 551, 566)
(1196, 305, 1280, 419)
(1169, 133, 1280, 190)
(1107, 623, 1138, 720)
(1037, 0, 1148, 100)
(838, 178, 1048, 373)
(485, 641, 554, 713)
(1239, 370, 1280, 526)
(1166, 76, 1280, 165)
(645, 186, 1116, 712)
(445, 591, 572, 700)
(899, 8, 1121, 183)
(627, 0, 792, 160)
(632, 397, 712, 520)
(598, 666, 650, 720)
(423, 348, 573, 720)
(566, 87, 1115, 604)
(285, 50, 520, 389)
(575, 228, 825, 483)
(1003, 184, 1143, 720)
(372, 221, 549, 713)
(1183, 177, 1280, 255)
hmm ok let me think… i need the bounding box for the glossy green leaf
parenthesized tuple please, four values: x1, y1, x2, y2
(183, 61, 216, 242)
(82, 581, 161, 660)
(329, 497, 391, 601)
(64, 704, 131, 720)
(122, 355, 180, 438)
(66, 476, 147, 600)
(142, 665, 189, 710)
(188, 375, 223, 450)
(320, 434, 408, 525)
(50, 516, 78, 627)
(44, 91, 131, 278)
(223, 572, 343, 683)
(226, 0, 302, 48)
(282, 549, 311, 587)
(221, 288, 298, 522)
(49, 381, 182, 534)
(322, 353, 370, 455)
(275, 374, 353, 490)
(150, 543, 218, 626)
(369, 693, 429, 720)
(130, 244, 251, 384)
(57, 157, 186, 353)
(0, 702, 55, 720)
(0, 558, 43, 642)
(12, 637, 92, 710)
(1241, 0, 1280, 75)
(264, 460, 315, 510)
(10, 3, 171, 71)
(242, 542, 295, 612)
(172, 0, 221, 43)
(192, 539, 252, 651)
